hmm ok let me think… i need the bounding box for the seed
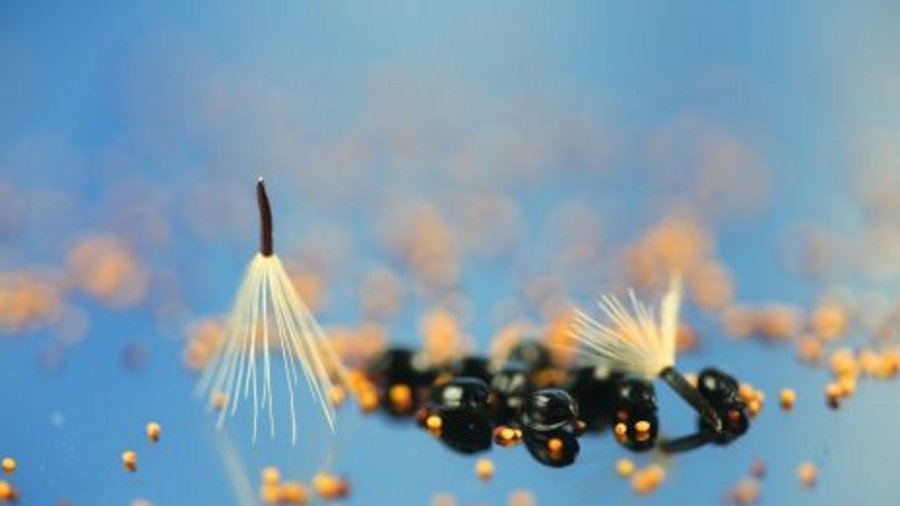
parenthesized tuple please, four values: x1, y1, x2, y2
(0, 458, 14, 475)
(721, 305, 755, 338)
(829, 348, 857, 378)
(614, 422, 627, 438)
(825, 383, 842, 409)
(779, 389, 796, 411)
(522, 388, 578, 432)
(750, 458, 766, 478)
(475, 458, 494, 481)
(426, 414, 443, 433)
(431, 493, 457, 506)
(546, 437, 563, 453)
(358, 387, 379, 413)
(797, 462, 817, 488)
(631, 464, 666, 495)
(122, 450, 137, 472)
(329, 385, 346, 407)
(837, 375, 856, 396)
(811, 302, 847, 341)
(312, 472, 349, 499)
(211, 391, 229, 411)
(279, 482, 309, 504)
(259, 483, 280, 504)
(634, 420, 651, 433)
(730, 478, 761, 505)
(0, 481, 18, 502)
(261, 466, 281, 485)
(494, 426, 520, 447)
(507, 489, 535, 506)
(747, 399, 762, 418)
(388, 384, 414, 412)
(616, 458, 635, 477)
(146, 422, 161, 443)
(796, 335, 823, 365)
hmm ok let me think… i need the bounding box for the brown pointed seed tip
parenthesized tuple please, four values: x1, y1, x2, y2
(122, 450, 137, 472)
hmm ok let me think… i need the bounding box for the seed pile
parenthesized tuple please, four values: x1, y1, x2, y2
(352, 339, 754, 470)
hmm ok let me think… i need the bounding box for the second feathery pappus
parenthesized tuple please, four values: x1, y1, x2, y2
(571, 274, 724, 433)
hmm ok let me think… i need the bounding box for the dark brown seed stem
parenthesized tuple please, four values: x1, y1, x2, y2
(257, 177, 274, 256)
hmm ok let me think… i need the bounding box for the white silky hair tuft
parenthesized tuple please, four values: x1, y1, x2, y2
(197, 253, 347, 445)
(571, 274, 682, 378)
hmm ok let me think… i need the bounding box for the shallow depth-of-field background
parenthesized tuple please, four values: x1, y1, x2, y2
(3, 2, 900, 505)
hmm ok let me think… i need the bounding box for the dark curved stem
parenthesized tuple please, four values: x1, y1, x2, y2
(256, 177, 273, 256)
(660, 366, 723, 434)
(659, 431, 713, 454)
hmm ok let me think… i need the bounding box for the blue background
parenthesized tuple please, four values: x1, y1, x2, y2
(2, 1, 900, 505)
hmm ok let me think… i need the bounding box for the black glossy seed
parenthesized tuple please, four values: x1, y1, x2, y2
(428, 377, 491, 413)
(437, 409, 493, 454)
(614, 378, 657, 415)
(523, 428, 580, 467)
(448, 355, 493, 383)
(368, 347, 437, 388)
(507, 340, 552, 372)
(522, 388, 578, 432)
(696, 367, 749, 443)
(564, 365, 620, 431)
(710, 405, 749, 442)
(490, 361, 532, 425)
(697, 367, 741, 406)
(610, 377, 658, 452)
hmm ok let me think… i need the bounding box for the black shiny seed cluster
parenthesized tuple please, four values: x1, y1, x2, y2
(363, 341, 751, 467)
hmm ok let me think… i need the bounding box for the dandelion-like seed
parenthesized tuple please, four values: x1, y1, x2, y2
(572, 275, 723, 432)
(198, 178, 347, 444)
